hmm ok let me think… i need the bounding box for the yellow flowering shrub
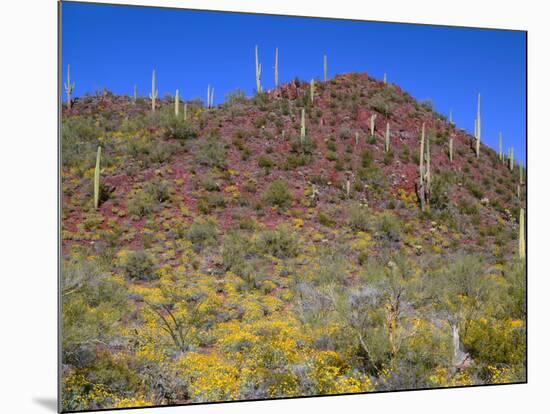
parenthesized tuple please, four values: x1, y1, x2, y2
(175, 352, 241, 402)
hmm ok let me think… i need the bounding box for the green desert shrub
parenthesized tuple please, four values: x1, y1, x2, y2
(198, 131, 227, 168)
(160, 114, 197, 141)
(375, 213, 402, 243)
(127, 189, 156, 217)
(143, 178, 172, 203)
(256, 225, 299, 259)
(262, 179, 292, 208)
(258, 155, 275, 171)
(221, 231, 254, 274)
(187, 220, 218, 251)
(122, 250, 157, 281)
(346, 204, 370, 232)
(61, 116, 103, 169)
(290, 136, 316, 155)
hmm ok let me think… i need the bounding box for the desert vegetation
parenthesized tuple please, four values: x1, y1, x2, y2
(61, 65, 526, 411)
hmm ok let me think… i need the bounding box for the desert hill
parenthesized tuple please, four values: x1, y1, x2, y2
(60, 71, 526, 410)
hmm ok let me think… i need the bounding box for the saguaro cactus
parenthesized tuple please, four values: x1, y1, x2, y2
(175, 89, 180, 117)
(183, 103, 188, 121)
(310, 79, 315, 104)
(449, 110, 453, 125)
(385, 122, 390, 152)
(133, 85, 137, 104)
(370, 114, 377, 137)
(418, 123, 428, 212)
(64, 64, 75, 109)
(274, 47, 279, 88)
(300, 108, 306, 146)
(324, 54, 327, 82)
(519, 208, 525, 259)
(255, 45, 262, 93)
(94, 146, 101, 210)
(509, 147, 514, 171)
(519, 163, 523, 185)
(207, 85, 214, 109)
(449, 136, 454, 163)
(475, 93, 481, 158)
(426, 135, 431, 192)
(149, 70, 158, 112)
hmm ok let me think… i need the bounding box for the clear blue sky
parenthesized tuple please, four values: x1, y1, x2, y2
(61, 1, 526, 164)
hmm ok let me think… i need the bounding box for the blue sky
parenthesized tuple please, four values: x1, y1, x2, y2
(61, 1, 526, 164)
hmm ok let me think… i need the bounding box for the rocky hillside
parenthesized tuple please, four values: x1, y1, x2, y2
(60, 72, 526, 411)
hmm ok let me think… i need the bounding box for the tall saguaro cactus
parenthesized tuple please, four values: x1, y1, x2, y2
(519, 208, 526, 259)
(300, 108, 306, 146)
(475, 93, 481, 158)
(175, 89, 180, 117)
(418, 123, 430, 212)
(449, 110, 453, 125)
(255, 45, 262, 94)
(183, 103, 188, 121)
(519, 163, 524, 185)
(385, 122, 390, 152)
(207, 85, 214, 109)
(310, 79, 315, 104)
(426, 134, 431, 192)
(324, 54, 327, 82)
(370, 114, 377, 137)
(64, 64, 75, 109)
(274, 47, 279, 88)
(509, 147, 514, 171)
(133, 85, 137, 104)
(149, 70, 158, 112)
(94, 146, 102, 210)
(449, 136, 454, 163)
